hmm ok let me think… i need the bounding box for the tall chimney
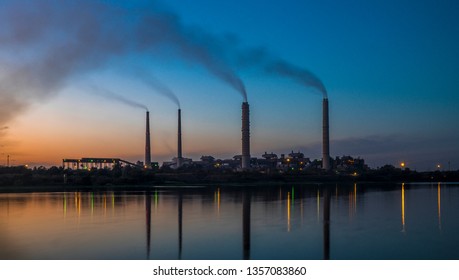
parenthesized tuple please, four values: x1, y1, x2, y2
(177, 108, 183, 168)
(145, 111, 151, 168)
(241, 102, 250, 170)
(322, 98, 330, 170)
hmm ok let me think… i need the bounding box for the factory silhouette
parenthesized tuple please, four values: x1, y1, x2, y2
(62, 97, 339, 175)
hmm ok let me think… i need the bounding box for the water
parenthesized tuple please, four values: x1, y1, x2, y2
(1, 182, 458, 260)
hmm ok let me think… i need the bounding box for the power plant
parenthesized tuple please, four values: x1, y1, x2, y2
(241, 102, 251, 170)
(145, 111, 151, 168)
(177, 108, 183, 168)
(322, 98, 330, 170)
(63, 89, 337, 173)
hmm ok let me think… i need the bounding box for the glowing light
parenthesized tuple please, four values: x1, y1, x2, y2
(317, 189, 320, 221)
(78, 192, 81, 217)
(400, 162, 405, 168)
(401, 183, 405, 232)
(438, 183, 441, 230)
(437, 164, 441, 169)
(354, 183, 357, 213)
(287, 192, 291, 232)
(216, 188, 221, 215)
(63, 193, 67, 218)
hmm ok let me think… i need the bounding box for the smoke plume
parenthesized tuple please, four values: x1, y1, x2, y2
(265, 61, 327, 98)
(89, 85, 148, 111)
(0, 0, 247, 126)
(134, 70, 181, 109)
(234, 47, 326, 98)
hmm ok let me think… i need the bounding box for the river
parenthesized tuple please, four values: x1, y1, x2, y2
(1, 182, 458, 260)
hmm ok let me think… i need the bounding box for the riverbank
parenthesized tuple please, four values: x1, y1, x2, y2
(1, 165, 458, 192)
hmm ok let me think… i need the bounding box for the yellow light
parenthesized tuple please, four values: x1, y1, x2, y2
(286, 158, 290, 162)
(400, 162, 405, 168)
(317, 189, 320, 221)
(437, 164, 441, 169)
(401, 183, 405, 232)
(438, 183, 441, 230)
(287, 192, 291, 232)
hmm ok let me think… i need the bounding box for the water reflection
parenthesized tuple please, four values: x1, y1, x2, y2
(437, 183, 441, 231)
(242, 190, 251, 260)
(317, 189, 320, 221)
(323, 188, 331, 260)
(145, 192, 151, 259)
(178, 191, 183, 260)
(1, 183, 459, 260)
(401, 183, 406, 232)
(287, 191, 291, 232)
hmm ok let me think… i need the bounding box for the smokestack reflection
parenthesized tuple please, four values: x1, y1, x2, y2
(145, 192, 152, 259)
(178, 191, 183, 260)
(242, 190, 251, 260)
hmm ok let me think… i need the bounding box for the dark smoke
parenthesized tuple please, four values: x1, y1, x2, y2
(0, 0, 247, 127)
(0, 0, 328, 127)
(234, 47, 326, 98)
(265, 61, 327, 98)
(89, 85, 148, 111)
(0, 126, 8, 130)
(134, 70, 181, 109)
(136, 10, 247, 102)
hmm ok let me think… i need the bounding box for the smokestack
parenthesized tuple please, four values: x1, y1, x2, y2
(145, 111, 151, 168)
(241, 102, 250, 170)
(322, 98, 330, 170)
(177, 108, 183, 168)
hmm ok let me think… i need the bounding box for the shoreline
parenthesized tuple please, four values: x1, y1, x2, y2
(1, 180, 458, 194)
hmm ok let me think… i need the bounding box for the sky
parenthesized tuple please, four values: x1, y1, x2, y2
(0, 0, 458, 171)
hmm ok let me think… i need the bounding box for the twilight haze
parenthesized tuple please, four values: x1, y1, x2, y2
(0, 0, 458, 171)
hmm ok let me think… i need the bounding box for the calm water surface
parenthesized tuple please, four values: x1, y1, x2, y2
(1, 183, 458, 260)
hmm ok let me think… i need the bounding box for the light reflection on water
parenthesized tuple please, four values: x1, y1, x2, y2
(1, 183, 459, 260)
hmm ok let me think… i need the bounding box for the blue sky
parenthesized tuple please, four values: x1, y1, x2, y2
(1, 0, 458, 170)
